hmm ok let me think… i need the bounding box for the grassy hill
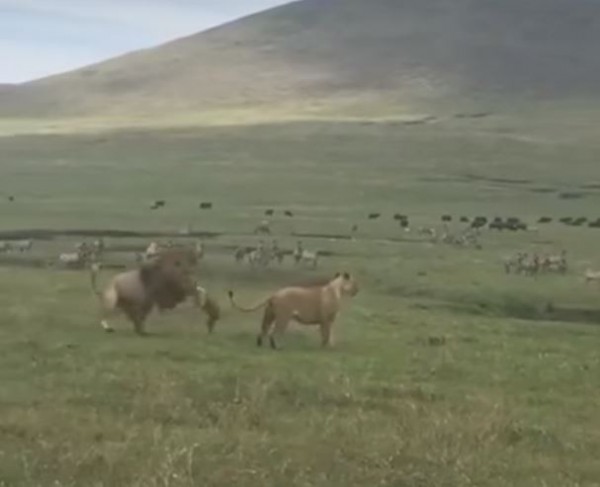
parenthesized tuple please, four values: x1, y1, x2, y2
(1, 0, 600, 122)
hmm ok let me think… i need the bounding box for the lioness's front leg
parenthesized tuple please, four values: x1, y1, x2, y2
(320, 321, 334, 348)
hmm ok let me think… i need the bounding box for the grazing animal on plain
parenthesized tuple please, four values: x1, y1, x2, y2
(194, 241, 205, 261)
(254, 220, 271, 235)
(150, 200, 166, 210)
(75, 241, 96, 262)
(504, 252, 526, 274)
(12, 240, 33, 252)
(293, 241, 319, 268)
(247, 241, 269, 267)
(234, 246, 250, 263)
(265, 209, 274, 216)
(368, 212, 381, 220)
(90, 249, 219, 335)
(284, 210, 294, 217)
(418, 227, 437, 238)
(541, 250, 568, 274)
(199, 202, 213, 210)
(228, 272, 359, 349)
(92, 238, 105, 257)
(538, 216, 552, 224)
(441, 215, 452, 222)
(471, 217, 487, 229)
(271, 240, 285, 265)
(8, 196, 14, 202)
(58, 251, 87, 269)
(399, 218, 410, 230)
(584, 269, 600, 284)
(297, 250, 319, 268)
(520, 253, 541, 276)
(144, 241, 161, 260)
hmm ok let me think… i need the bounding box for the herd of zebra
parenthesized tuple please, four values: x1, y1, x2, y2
(504, 250, 568, 276)
(234, 240, 320, 269)
(0, 239, 33, 253)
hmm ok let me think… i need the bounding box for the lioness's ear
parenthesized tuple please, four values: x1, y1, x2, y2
(343, 272, 350, 280)
(334, 272, 340, 278)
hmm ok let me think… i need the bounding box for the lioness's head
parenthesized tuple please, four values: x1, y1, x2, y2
(334, 272, 359, 297)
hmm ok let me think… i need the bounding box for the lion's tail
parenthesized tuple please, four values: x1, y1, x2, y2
(227, 290, 269, 313)
(90, 262, 102, 297)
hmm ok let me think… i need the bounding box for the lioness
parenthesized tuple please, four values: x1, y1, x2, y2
(228, 272, 358, 349)
(90, 248, 220, 335)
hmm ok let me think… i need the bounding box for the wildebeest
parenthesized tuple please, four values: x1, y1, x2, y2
(471, 217, 488, 229)
(489, 220, 504, 231)
(90, 249, 220, 335)
(441, 215, 452, 222)
(8, 196, 14, 202)
(284, 210, 294, 217)
(588, 219, 600, 228)
(368, 212, 381, 220)
(150, 200, 166, 210)
(199, 202, 213, 210)
(538, 216, 552, 224)
(265, 209, 274, 216)
(393, 213, 407, 221)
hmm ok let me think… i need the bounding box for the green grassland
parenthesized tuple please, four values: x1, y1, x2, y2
(0, 119, 600, 486)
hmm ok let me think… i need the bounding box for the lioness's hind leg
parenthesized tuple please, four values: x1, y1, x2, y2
(270, 316, 290, 350)
(258, 305, 274, 347)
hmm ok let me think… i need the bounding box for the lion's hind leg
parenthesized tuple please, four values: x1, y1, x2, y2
(122, 302, 152, 336)
(99, 287, 119, 333)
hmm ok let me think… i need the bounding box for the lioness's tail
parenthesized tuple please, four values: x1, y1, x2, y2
(90, 262, 102, 297)
(227, 290, 269, 313)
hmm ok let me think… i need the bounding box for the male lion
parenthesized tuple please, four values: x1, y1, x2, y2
(228, 272, 358, 349)
(90, 248, 220, 335)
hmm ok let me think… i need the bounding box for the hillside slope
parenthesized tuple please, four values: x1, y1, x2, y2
(1, 0, 600, 119)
